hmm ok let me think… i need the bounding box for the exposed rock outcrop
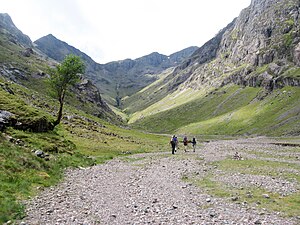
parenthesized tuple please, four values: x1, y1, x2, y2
(169, 0, 300, 92)
(294, 42, 300, 66)
(74, 78, 121, 123)
(15, 116, 54, 132)
(0, 110, 53, 132)
(0, 110, 16, 131)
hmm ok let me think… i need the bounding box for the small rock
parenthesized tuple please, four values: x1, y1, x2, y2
(172, 204, 178, 209)
(144, 208, 149, 213)
(209, 212, 216, 218)
(231, 196, 239, 201)
(262, 194, 270, 199)
(246, 191, 253, 198)
(206, 198, 211, 203)
(254, 219, 262, 224)
(35, 150, 45, 158)
(46, 209, 54, 214)
(152, 198, 158, 203)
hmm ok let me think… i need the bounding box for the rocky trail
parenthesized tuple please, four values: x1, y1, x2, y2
(20, 137, 300, 225)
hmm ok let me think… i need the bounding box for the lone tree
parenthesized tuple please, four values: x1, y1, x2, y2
(49, 54, 85, 127)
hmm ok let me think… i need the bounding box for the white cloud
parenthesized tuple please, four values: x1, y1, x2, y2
(0, 0, 251, 63)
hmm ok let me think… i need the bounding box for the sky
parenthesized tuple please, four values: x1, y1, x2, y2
(0, 0, 251, 64)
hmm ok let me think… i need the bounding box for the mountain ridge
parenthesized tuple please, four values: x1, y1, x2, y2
(0, 13, 32, 47)
(34, 33, 198, 105)
(126, 0, 300, 135)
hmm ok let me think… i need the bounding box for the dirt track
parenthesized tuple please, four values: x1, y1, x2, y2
(21, 137, 300, 225)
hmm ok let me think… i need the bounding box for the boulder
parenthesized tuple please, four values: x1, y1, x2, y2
(0, 110, 16, 131)
(22, 48, 34, 57)
(34, 150, 45, 158)
(15, 116, 54, 132)
(294, 42, 300, 66)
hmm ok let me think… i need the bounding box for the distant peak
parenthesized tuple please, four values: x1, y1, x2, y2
(44, 34, 57, 39)
(0, 13, 14, 25)
(0, 13, 12, 19)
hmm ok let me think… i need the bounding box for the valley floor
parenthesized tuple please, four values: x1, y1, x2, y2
(20, 137, 300, 225)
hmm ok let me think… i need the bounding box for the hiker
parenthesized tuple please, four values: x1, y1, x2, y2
(191, 137, 197, 152)
(183, 135, 188, 152)
(174, 136, 179, 152)
(170, 135, 176, 154)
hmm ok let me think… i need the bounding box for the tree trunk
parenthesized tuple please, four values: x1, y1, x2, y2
(53, 90, 65, 127)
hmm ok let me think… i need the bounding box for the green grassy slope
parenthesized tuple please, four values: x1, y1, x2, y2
(130, 85, 300, 136)
(0, 33, 52, 73)
(122, 68, 175, 114)
(0, 80, 169, 223)
(178, 86, 300, 136)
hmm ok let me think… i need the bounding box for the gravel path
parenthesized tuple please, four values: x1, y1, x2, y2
(20, 138, 300, 225)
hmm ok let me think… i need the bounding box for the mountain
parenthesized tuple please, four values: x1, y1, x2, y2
(0, 13, 119, 124)
(34, 34, 97, 67)
(179, 0, 300, 90)
(0, 15, 170, 222)
(34, 34, 198, 106)
(127, 0, 300, 136)
(0, 13, 32, 47)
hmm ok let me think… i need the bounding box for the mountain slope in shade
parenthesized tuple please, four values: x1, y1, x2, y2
(0, 13, 32, 47)
(34, 34, 96, 66)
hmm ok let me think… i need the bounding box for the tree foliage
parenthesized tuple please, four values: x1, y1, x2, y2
(49, 54, 85, 127)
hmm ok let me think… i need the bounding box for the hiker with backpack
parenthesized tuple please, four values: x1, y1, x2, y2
(183, 135, 188, 152)
(191, 137, 197, 152)
(174, 136, 179, 152)
(170, 135, 177, 154)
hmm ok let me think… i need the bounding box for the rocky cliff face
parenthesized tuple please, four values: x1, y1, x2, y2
(170, 0, 300, 92)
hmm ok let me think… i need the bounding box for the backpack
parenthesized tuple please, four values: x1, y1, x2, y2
(183, 136, 188, 144)
(173, 136, 178, 143)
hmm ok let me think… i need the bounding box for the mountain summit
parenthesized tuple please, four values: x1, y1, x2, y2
(34, 34, 96, 66)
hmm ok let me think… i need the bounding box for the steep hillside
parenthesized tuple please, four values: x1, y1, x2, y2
(121, 20, 237, 114)
(0, 13, 32, 47)
(131, 85, 300, 136)
(34, 34, 197, 106)
(0, 74, 169, 223)
(0, 13, 119, 124)
(128, 0, 300, 136)
(0, 14, 169, 223)
(181, 0, 300, 90)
